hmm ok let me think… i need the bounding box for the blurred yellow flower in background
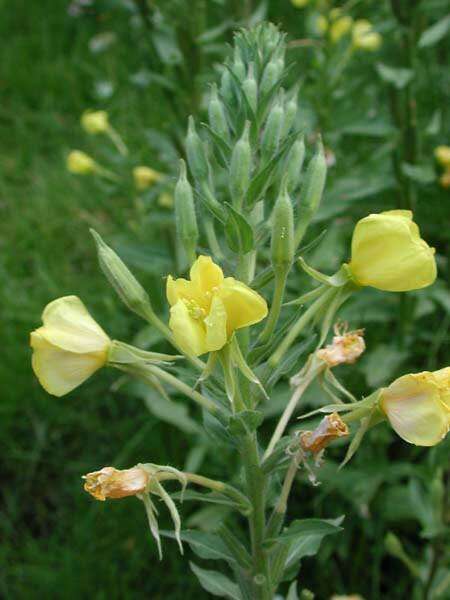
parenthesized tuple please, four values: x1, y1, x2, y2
(349, 210, 436, 292)
(291, 0, 309, 7)
(167, 255, 267, 356)
(133, 166, 164, 190)
(81, 110, 109, 134)
(352, 20, 382, 51)
(66, 150, 97, 175)
(380, 368, 450, 446)
(315, 15, 329, 35)
(330, 16, 353, 43)
(434, 145, 450, 168)
(30, 296, 111, 396)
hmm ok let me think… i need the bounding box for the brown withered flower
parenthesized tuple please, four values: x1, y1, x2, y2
(316, 323, 365, 368)
(300, 413, 349, 454)
(83, 466, 150, 501)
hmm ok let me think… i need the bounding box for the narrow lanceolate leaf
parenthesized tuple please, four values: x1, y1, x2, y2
(224, 203, 254, 254)
(418, 14, 450, 48)
(268, 518, 343, 545)
(160, 530, 236, 563)
(190, 562, 242, 599)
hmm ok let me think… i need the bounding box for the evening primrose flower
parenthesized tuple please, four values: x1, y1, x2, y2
(81, 110, 109, 134)
(380, 368, 450, 446)
(167, 255, 268, 356)
(83, 466, 149, 500)
(66, 150, 97, 175)
(434, 145, 450, 169)
(30, 296, 111, 396)
(352, 20, 382, 51)
(348, 210, 436, 292)
(133, 166, 164, 190)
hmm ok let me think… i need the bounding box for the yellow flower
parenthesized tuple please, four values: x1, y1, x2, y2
(315, 15, 329, 35)
(83, 466, 149, 501)
(352, 19, 382, 51)
(330, 16, 353, 43)
(133, 166, 164, 190)
(81, 110, 109, 134)
(435, 145, 450, 169)
(291, 0, 309, 7)
(167, 255, 268, 356)
(158, 192, 174, 208)
(30, 296, 111, 397)
(380, 368, 450, 446)
(439, 169, 450, 189)
(348, 210, 436, 292)
(66, 150, 97, 175)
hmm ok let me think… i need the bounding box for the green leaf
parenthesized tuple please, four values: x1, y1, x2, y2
(171, 489, 242, 509)
(160, 530, 235, 563)
(224, 203, 254, 254)
(401, 162, 435, 184)
(203, 410, 236, 447)
(275, 518, 343, 544)
(287, 581, 299, 600)
(190, 562, 242, 599)
(228, 410, 264, 437)
(418, 14, 450, 48)
(376, 63, 414, 89)
(361, 344, 409, 388)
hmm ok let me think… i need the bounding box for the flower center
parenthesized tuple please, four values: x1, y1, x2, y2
(184, 298, 206, 320)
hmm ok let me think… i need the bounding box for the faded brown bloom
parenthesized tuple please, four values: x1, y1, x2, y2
(83, 466, 149, 501)
(300, 413, 349, 454)
(317, 324, 365, 367)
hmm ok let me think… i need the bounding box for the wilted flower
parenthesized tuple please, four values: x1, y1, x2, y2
(83, 466, 150, 500)
(317, 325, 365, 367)
(30, 296, 111, 396)
(167, 255, 267, 356)
(133, 166, 164, 190)
(66, 150, 97, 175)
(352, 20, 382, 51)
(434, 145, 450, 168)
(380, 368, 450, 446)
(300, 413, 349, 454)
(348, 210, 436, 292)
(81, 110, 109, 134)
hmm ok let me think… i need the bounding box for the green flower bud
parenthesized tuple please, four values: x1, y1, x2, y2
(262, 95, 285, 160)
(285, 136, 305, 193)
(232, 46, 246, 81)
(208, 83, 229, 140)
(186, 116, 210, 183)
(229, 121, 252, 207)
(260, 60, 279, 96)
(175, 159, 199, 263)
(220, 67, 233, 105)
(242, 63, 258, 114)
(295, 138, 327, 247)
(282, 87, 299, 137)
(90, 229, 152, 319)
(271, 183, 294, 271)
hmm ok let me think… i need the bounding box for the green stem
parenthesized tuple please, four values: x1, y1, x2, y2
(106, 125, 129, 156)
(258, 269, 288, 345)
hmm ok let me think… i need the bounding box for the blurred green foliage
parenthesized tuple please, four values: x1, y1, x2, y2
(1, 0, 448, 598)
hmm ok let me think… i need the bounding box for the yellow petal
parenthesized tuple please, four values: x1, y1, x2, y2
(381, 372, 450, 446)
(219, 278, 268, 333)
(190, 255, 224, 294)
(204, 295, 228, 352)
(31, 332, 107, 397)
(166, 275, 202, 307)
(349, 211, 436, 292)
(169, 300, 208, 356)
(37, 296, 110, 353)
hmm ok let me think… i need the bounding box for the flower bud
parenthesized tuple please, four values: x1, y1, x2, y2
(230, 121, 252, 204)
(348, 210, 436, 292)
(83, 466, 149, 501)
(316, 326, 365, 367)
(434, 145, 450, 168)
(208, 83, 229, 140)
(262, 95, 285, 159)
(90, 229, 152, 319)
(295, 139, 327, 245)
(232, 46, 246, 81)
(379, 368, 450, 446)
(174, 159, 199, 262)
(330, 16, 353, 43)
(271, 183, 295, 271)
(186, 116, 210, 183)
(300, 413, 349, 454)
(260, 60, 279, 97)
(352, 20, 382, 51)
(282, 88, 298, 138)
(158, 192, 174, 209)
(133, 166, 163, 190)
(242, 63, 258, 114)
(66, 150, 97, 175)
(220, 67, 233, 105)
(285, 136, 305, 193)
(81, 110, 109, 134)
